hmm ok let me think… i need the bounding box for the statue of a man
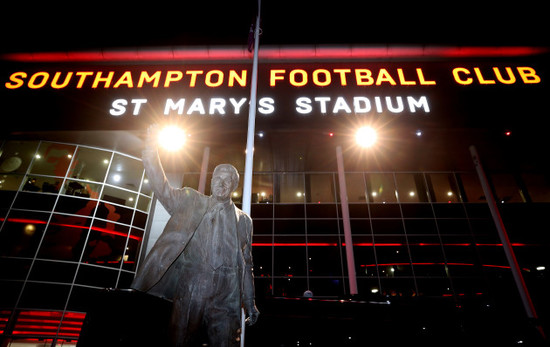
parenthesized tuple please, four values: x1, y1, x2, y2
(131, 125, 259, 346)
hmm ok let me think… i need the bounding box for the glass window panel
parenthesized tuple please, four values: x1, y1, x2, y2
(308, 238, 343, 276)
(437, 219, 470, 234)
(309, 278, 345, 297)
(354, 242, 377, 277)
(136, 194, 152, 212)
(252, 245, 272, 278)
(277, 174, 305, 203)
(55, 196, 98, 217)
(252, 219, 272, 234)
(132, 211, 148, 229)
(18, 282, 71, 309)
(0, 140, 39, 174)
(102, 185, 138, 208)
(345, 173, 366, 203)
(141, 175, 153, 196)
(366, 173, 397, 203)
(459, 173, 485, 203)
(395, 173, 428, 202)
(273, 278, 308, 298)
(0, 257, 32, 280)
(75, 264, 118, 288)
(379, 278, 417, 297)
(0, 281, 23, 308)
(307, 219, 339, 234)
(29, 142, 75, 177)
(491, 174, 524, 203)
(348, 204, 368, 218)
(96, 202, 134, 225)
(416, 278, 453, 297)
(37, 214, 92, 261)
(28, 260, 77, 283)
(404, 219, 438, 235)
(0, 173, 24, 191)
(371, 219, 404, 234)
(306, 203, 337, 218)
(106, 153, 143, 191)
(273, 237, 307, 277)
(251, 204, 273, 218)
(369, 203, 401, 218)
(522, 173, 550, 202)
(13, 191, 57, 211)
(0, 210, 49, 257)
(67, 146, 111, 183)
(274, 204, 304, 218)
(432, 203, 465, 218)
(374, 236, 413, 277)
(408, 236, 447, 277)
(22, 175, 62, 193)
(82, 220, 130, 268)
(429, 173, 461, 203)
(252, 174, 273, 203)
(350, 219, 371, 234)
(305, 174, 335, 203)
(274, 219, 305, 234)
(122, 228, 144, 271)
(61, 179, 101, 198)
(400, 203, 433, 218)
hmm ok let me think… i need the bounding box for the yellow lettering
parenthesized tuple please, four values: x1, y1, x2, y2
(205, 70, 224, 87)
(474, 67, 495, 84)
(113, 71, 134, 88)
(397, 69, 416, 85)
(417, 68, 436, 85)
(5, 72, 27, 89)
(452, 68, 473, 85)
(517, 67, 541, 84)
(51, 72, 73, 89)
(138, 71, 161, 88)
(355, 69, 374, 86)
(493, 67, 516, 84)
(186, 70, 203, 87)
(75, 72, 93, 88)
(289, 69, 308, 87)
(92, 71, 114, 88)
(375, 69, 396, 85)
(334, 69, 351, 86)
(312, 69, 331, 86)
(228, 70, 247, 87)
(28, 72, 49, 89)
(164, 71, 184, 87)
(270, 69, 285, 87)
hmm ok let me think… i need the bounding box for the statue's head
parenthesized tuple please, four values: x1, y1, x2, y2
(211, 164, 239, 201)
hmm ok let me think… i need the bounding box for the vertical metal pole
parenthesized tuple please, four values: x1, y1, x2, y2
(469, 145, 545, 339)
(242, 0, 261, 216)
(336, 145, 359, 295)
(241, 2, 261, 345)
(198, 146, 210, 194)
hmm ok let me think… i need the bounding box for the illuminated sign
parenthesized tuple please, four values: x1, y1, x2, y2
(0, 61, 545, 132)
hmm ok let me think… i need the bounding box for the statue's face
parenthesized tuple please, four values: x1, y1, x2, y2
(211, 171, 235, 201)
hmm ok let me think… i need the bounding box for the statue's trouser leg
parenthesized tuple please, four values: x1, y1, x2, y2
(205, 271, 241, 347)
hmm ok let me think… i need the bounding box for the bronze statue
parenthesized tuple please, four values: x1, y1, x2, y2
(131, 125, 259, 346)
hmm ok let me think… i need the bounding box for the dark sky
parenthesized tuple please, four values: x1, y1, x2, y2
(1, 1, 548, 53)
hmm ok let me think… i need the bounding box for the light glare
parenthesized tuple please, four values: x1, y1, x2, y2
(158, 125, 186, 151)
(355, 126, 377, 148)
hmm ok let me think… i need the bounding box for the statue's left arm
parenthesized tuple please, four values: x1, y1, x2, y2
(242, 215, 260, 326)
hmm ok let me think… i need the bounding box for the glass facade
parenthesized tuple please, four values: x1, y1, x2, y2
(0, 140, 151, 344)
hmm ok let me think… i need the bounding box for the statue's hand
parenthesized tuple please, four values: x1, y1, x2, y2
(245, 303, 259, 326)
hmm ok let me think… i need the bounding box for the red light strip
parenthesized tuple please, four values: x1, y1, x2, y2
(1, 46, 547, 63)
(251, 242, 530, 247)
(1, 218, 141, 241)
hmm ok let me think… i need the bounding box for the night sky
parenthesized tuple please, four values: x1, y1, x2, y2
(1, 1, 548, 53)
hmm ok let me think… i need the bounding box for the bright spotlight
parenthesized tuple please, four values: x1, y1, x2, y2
(158, 125, 186, 151)
(355, 126, 377, 148)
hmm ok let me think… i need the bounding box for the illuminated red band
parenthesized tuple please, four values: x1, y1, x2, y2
(1, 46, 547, 63)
